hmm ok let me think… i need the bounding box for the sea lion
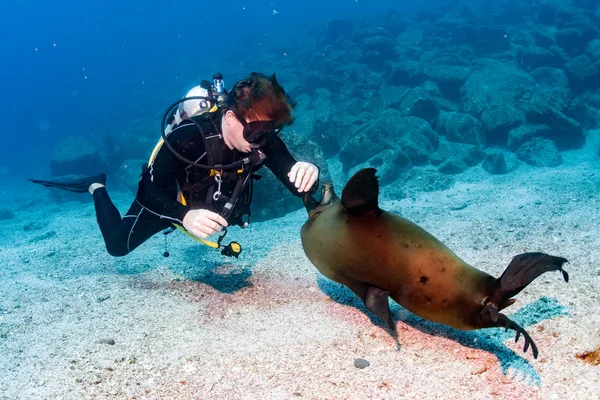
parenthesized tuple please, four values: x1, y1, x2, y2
(301, 168, 569, 358)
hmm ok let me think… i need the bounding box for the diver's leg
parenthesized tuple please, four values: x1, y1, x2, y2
(92, 188, 170, 256)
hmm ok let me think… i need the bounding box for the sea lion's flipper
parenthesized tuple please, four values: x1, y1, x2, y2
(480, 304, 539, 358)
(341, 168, 381, 214)
(492, 252, 569, 307)
(364, 286, 394, 330)
(339, 278, 396, 331)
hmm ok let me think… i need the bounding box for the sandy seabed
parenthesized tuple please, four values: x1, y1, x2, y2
(1, 134, 599, 400)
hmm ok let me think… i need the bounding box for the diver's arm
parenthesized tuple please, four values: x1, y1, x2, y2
(262, 135, 319, 196)
(136, 122, 199, 224)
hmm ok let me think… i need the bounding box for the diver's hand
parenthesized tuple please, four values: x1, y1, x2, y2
(288, 162, 319, 193)
(182, 209, 228, 239)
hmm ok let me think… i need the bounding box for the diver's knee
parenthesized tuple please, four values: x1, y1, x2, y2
(105, 243, 130, 257)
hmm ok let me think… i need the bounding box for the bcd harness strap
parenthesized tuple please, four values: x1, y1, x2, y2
(152, 111, 265, 257)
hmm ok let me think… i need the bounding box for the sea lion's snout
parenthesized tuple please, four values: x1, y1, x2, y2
(304, 182, 338, 219)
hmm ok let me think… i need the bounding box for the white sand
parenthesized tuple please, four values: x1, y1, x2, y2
(1, 133, 599, 399)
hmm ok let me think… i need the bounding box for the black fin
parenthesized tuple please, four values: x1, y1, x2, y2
(341, 168, 380, 214)
(480, 304, 539, 358)
(491, 252, 569, 306)
(29, 173, 106, 193)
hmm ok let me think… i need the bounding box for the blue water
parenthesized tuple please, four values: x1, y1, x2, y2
(0, 0, 429, 174)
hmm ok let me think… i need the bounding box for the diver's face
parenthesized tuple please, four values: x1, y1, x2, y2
(222, 110, 276, 153)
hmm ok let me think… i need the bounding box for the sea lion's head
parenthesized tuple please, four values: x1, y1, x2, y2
(302, 182, 339, 219)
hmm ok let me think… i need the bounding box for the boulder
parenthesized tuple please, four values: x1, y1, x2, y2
(339, 111, 437, 172)
(439, 112, 486, 146)
(530, 67, 570, 88)
(399, 87, 440, 122)
(482, 150, 519, 174)
(379, 85, 410, 109)
(516, 137, 562, 167)
(525, 101, 585, 149)
(310, 104, 355, 157)
(516, 45, 562, 69)
(586, 39, 600, 61)
(565, 54, 600, 91)
(348, 149, 411, 186)
(117, 159, 146, 194)
(420, 64, 472, 99)
(384, 60, 422, 87)
(360, 36, 397, 62)
(459, 66, 536, 117)
(480, 104, 526, 145)
(49, 137, 105, 177)
(252, 134, 330, 222)
(429, 141, 484, 169)
(507, 124, 553, 151)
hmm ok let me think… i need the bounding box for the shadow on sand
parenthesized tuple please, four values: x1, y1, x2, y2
(318, 276, 570, 385)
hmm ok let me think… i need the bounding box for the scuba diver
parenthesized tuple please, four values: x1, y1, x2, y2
(30, 72, 320, 257)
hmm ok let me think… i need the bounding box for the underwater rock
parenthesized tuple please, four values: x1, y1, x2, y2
(532, 27, 556, 48)
(438, 158, 468, 175)
(555, 28, 588, 56)
(354, 358, 370, 369)
(516, 137, 563, 167)
(384, 60, 422, 87)
(438, 112, 486, 146)
(338, 109, 404, 169)
(507, 124, 552, 151)
(360, 36, 397, 61)
(252, 134, 329, 222)
(459, 66, 536, 117)
(339, 112, 436, 172)
(524, 101, 584, 150)
(420, 64, 472, 100)
(379, 85, 410, 109)
(50, 137, 104, 177)
(450, 24, 510, 55)
(482, 150, 519, 175)
(348, 149, 411, 186)
(516, 45, 562, 69)
(399, 87, 440, 122)
(117, 159, 147, 194)
(571, 97, 600, 130)
(530, 67, 570, 88)
(528, 87, 575, 115)
(310, 104, 355, 158)
(429, 141, 483, 166)
(398, 127, 439, 165)
(114, 117, 158, 164)
(481, 104, 526, 146)
(319, 18, 353, 46)
(565, 55, 600, 91)
(586, 39, 600, 61)
(0, 210, 14, 221)
(396, 27, 423, 47)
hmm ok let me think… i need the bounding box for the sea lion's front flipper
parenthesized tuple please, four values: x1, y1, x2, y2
(480, 304, 539, 358)
(339, 278, 396, 333)
(492, 253, 569, 307)
(341, 168, 381, 214)
(365, 286, 394, 330)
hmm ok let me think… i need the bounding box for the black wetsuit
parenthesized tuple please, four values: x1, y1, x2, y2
(93, 110, 310, 256)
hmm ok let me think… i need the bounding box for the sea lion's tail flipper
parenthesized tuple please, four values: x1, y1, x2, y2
(480, 304, 539, 358)
(491, 252, 569, 308)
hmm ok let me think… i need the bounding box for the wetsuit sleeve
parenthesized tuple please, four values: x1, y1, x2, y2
(261, 135, 319, 196)
(136, 122, 202, 224)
